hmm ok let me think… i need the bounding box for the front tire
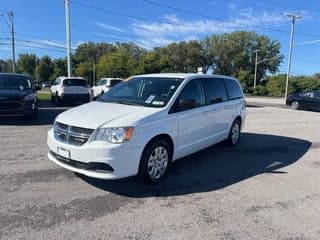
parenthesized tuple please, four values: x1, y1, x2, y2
(227, 119, 241, 146)
(139, 139, 172, 185)
(290, 101, 300, 110)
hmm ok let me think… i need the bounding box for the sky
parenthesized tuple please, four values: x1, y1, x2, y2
(1, 0, 320, 75)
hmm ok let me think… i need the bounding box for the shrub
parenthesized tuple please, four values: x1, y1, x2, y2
(253, 85, 268, 96)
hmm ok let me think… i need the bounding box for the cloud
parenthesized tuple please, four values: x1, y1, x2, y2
(92, 31, 133, 42)
(0, 46, 11, 51)
(130, 9, 308, 49)
(94, 22, 126, 33)
(294, 39, 320, 46)
(36, 40, 66, 49)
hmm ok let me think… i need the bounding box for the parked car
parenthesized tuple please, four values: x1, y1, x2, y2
(0, 73, 40, 117)
(47, 73, 246, 184)
(50, 77, 91, 104)
(286, 90, 320, 111)
(91, 78, 123, 98)
(42, 82, 50, 88)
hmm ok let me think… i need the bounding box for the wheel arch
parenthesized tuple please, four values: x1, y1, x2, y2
(234, 115, 242, 127)
(141, 134, 174, 159)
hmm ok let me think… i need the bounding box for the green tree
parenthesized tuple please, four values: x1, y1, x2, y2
(203, 31, 283, 92)
(50, 58, 67, 82)
(74, 42, 117, 83)
(35, 56, 54, 82)
(17, 53, 37, 79)
(116, 42, 146, 59)
(136, 51, 171, 74)
(159, 41, 207, 73)
(0, 59, 12, 72)
(74, 61, 92, 81)
(96, 50, 137, 79)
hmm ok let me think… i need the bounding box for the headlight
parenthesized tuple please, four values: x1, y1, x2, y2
(23, 93, 35, 101)
(92, 127, 134, 144)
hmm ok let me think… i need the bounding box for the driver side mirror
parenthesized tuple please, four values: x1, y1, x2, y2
(33, 84, 41, 91)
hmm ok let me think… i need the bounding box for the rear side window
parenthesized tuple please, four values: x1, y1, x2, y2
(225, 79, 243, 100)
(301, 92, 314, 98)
(202, 78, 228, 104)
(63, 79, 88, 86)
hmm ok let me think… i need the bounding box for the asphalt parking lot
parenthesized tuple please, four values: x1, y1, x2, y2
(0, 103, 320, 240)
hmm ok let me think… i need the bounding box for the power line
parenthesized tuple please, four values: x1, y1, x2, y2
(69, 0, 166, 24)
(142, 0, 320, 39)
(0, 37, 67, 50)
(0, 42, 67, 53)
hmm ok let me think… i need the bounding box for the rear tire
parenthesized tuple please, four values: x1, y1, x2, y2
(55, 93, 62, 105)
(139, 139, 172, 185)
(226, 119, 241, 146)
(290, 101, 300, 110)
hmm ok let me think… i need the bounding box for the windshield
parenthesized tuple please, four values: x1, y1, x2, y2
(97, 79, 108, 86)
(0, 75, 32, 90)
(98, 77, 184, 108)
(63, 79, 88, 86)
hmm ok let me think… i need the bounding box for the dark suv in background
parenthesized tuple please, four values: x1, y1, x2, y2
(0, 73, 40, 117)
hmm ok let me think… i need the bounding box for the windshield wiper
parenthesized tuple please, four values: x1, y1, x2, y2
(117, 100, 140, 106)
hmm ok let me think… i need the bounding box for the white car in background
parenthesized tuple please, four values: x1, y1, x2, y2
(91, 78, 123, 98)
(47, 73, 246, 184)
(50, 76, 91, 104)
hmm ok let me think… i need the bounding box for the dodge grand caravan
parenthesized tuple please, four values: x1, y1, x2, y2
(47, 73, 246, 184)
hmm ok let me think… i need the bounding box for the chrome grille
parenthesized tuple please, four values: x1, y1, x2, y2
(54, 122, 94, 146)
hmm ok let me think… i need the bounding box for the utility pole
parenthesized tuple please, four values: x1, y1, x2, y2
(35, 55, 38, 82)
(253, 49, 260, 89)
(2, 12, 15, 73)
(64, 0, 72, 77)
(92, 61, 96, 86)
(284, 14, 302, 105)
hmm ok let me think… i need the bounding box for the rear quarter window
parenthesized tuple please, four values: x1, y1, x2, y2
(202, 78, 228, 104)
(225, 78, 243, 100)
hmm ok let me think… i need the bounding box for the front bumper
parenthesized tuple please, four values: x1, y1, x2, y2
(0, 100, 37, 117)
(47, 129, 143, 179)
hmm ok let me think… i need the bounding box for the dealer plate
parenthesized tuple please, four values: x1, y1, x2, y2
(57, 147, 70, 159)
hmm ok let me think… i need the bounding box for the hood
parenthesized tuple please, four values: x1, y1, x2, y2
(0, 89, 32, 101)
(55, 101, 162, 129)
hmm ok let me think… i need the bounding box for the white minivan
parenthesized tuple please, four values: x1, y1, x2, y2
(47, 73, 246, 184)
